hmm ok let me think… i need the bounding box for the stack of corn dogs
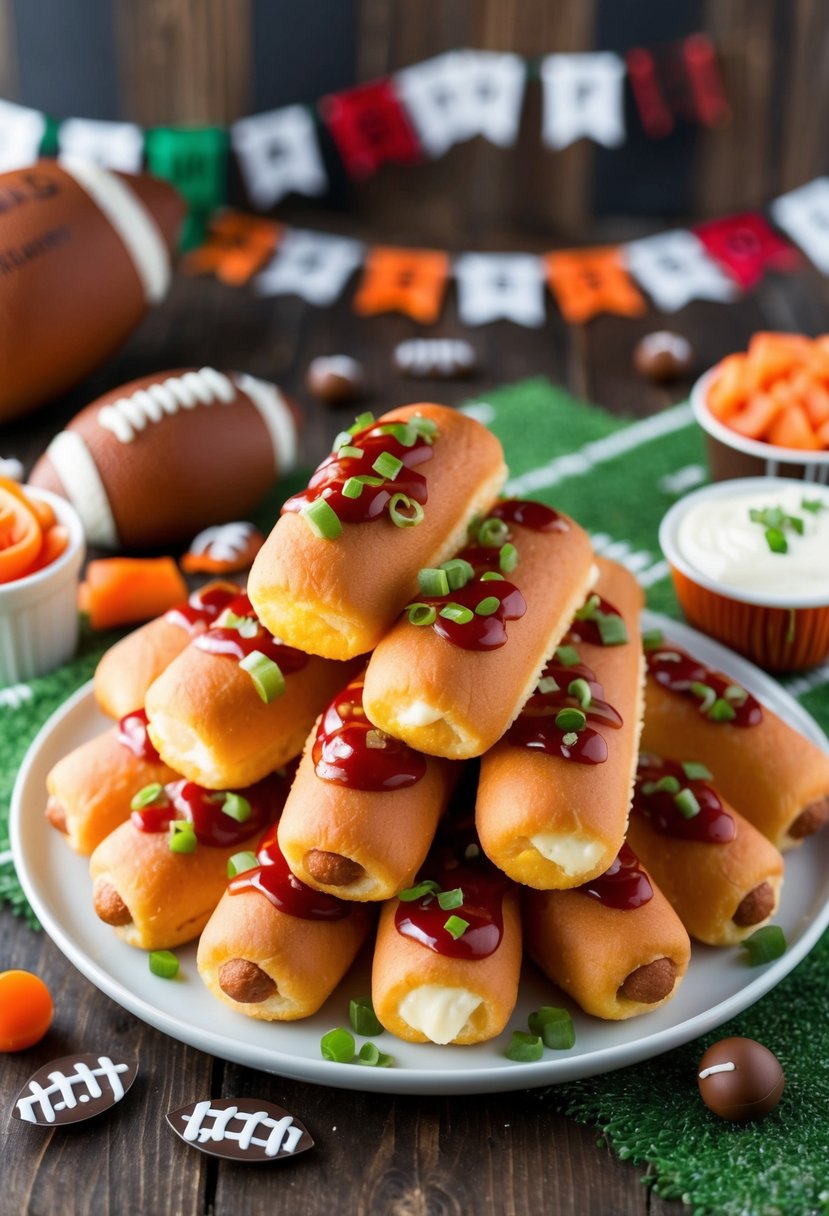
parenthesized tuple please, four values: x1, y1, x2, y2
(45, 404, 829, 1048)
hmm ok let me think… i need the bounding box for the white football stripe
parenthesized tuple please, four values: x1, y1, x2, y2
(235, 373, 298, 472)
(59, 156, 171, 305)
(45, 431, 120, 547)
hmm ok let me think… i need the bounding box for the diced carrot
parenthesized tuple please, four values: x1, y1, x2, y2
(79, 557, 189, 631)
(728, 392, 784, 440)
(801, 382, 829, 428)
(706, 354, 748, 420)
(747, 332, 813, 388)
(767, 403, 822, 450)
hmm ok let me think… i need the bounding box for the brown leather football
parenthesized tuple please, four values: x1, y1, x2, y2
(0, 159, 184, 422)
(29, 368, 300, 549)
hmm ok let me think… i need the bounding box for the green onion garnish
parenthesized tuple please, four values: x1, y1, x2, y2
(724, 684, 748, 705)
(320, 1027, 355, 1063)
(528, 1006, 576, 1050)
(642, 629, 664, 650)
(765, 527, 788, 554)
(802, 497, 825, 513)
(574, 594, 600, 621)
(239, 650, 285, 703)
(222, 610, 259, 638)
(418, 567, 450, 597)
(342, 477, 364, 499)
(567, 678, 592, 710)
(169, 821, 197, 854)
(332, 430, 351, 451)
(690, 682, 717, 714)
(398, 880, 440, 902)
(337, 444, 363, 460)
(406, 602, 437, 627)
(597, 614, 628, 646)
(499, 543, 519, 573)
(537, 675, 559, 694)
(410, 415, 438, 441)
(372, 451, 403, 481)
(131, 783, 165, 812)
(377, 422, 417, 447)
(221, 792, 252, 823)
(641, 775, 681, 796)
(389, 493, 424, 528)
(440, 558, 474, 591)
(480, 571, 505, 581)
(709, 698, 737, 722)
(555, 645, 580, 667)
(357, 1042, 381, 1066)
(149, 950, 179, 979)
(365, 729, 387, 749)
(227, 850, 258, 878)
(681, 761, 713, 781)
(562, 731, 579, 747)
(443, 915, 469, 939)
(437, 888, 464, 910)
(349, 411, 375, 434)
(349, 996, 383, 1037)
(302, 498, 342, 540)
(478, 518, 510, 548)
(555, 708, 586, 732)
(505, 1031, 543, 1063)
(740, 925, 786, 966)
(440, 604, 474, 624)
(674, 788, 701, 818)
(475, 596, 500, 617)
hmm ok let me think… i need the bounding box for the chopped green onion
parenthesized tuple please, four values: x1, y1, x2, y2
(674, 788, 701, 818)
(478, 518, 510, 548)
(537, 675, 559, 695)
(332, 430, 352, 451)
(365, 729, 387, 749)
(131, 783, 165, 812)
(652, 650, 682, 663)
(227, 850, 258, 878)
(398, 880, 440, 902)
(221, 792, 252, 823)
(789, 515, 805, 536)
(464, 843, 480, 860)
(377, 422, 417, 447)
(418, 567, 450, 597)
(765, 527, 788, 554)
(389, 493, 424, 528)
(320, 1027, 355, 1063)
(475, 596, 500, 616)
(528, 1006, 575, 1050)
(440, 558, 474, 591)
(342, 477, 365, 499)
(724, 684, 748, 705)
(555, 645, 580, 667)
(437, 888, 464, 911)
(410, 415, 438, 440)
(443, 915, 469, 939)
(642, 775, 681, 796)
(349, 996, 383, 1037)
(597, 614, 628, 646)
(555, 708, 586, 732)
(505, 1031, 543, 1062)
(149, 950, 179, 979)
(169, 821, 197, 854)
(239, 650, 285, 703)
(407, 602, 437, 627)
(574, 594, 601, 621)
(349, 411, 375, 434)
(562, 732, 578, 747)
(690, 682, 717, 714)
(802, 497, 825, 513)
(740, 925, 786, 966)
(337, 444, 363, 460)
(302, 498, 342, 540)
(709, 698, 737, 722)
(357, 1042, 381, 1066)
(498, 543, 519, 573)
(372, 451, 403, 481)
(467, 513, 482, 537)
(223, 610, 259, 638)
(481, 570, 505, 581)
(681, 761, 713, 781)
(642, 629, 664, 650)
(440, 603, 474, 624)
(568, 678, 592, 709)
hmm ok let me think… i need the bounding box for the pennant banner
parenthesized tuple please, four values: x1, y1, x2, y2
(693, 212, 800, 289)
(57, 117, 144, 172)
(455, 253, 546, 327)
(255, 229, 364, 305)
(624, 230, 738, 312)
(0, 99, 46, 172)
(541, 52, 626, 150)
(319, 81, 420, 179)
(182, 211, 282, 286)
(770, 179, 829, 276)
(545, 247, 646, 323)
(352, 246, 450, 322)
(231, 105, 328, 208)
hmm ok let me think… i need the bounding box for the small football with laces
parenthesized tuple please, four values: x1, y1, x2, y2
(29, 368, 300, 550)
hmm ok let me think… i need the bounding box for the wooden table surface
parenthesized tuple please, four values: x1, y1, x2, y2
(4, 253, 828, 1216)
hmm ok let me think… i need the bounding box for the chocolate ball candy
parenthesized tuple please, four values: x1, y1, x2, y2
(306, 356, 364, 406)
(633, 332, 694, 383)
(697, 1036, 784, 1122)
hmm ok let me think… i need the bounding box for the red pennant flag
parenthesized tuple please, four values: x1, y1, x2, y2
(694, 213, 800, 290)
(627, 34, 730, 138)
(319, 80, 421, 179)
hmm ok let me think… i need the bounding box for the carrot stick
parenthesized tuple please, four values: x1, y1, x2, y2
(79, 557, 189, 630)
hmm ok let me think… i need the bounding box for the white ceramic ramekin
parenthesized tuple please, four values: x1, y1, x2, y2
(0, 488, 86, 685)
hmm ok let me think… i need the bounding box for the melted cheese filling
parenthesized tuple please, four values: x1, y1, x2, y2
(396, 700, 444, 727)
(530, 833, 605, 876)
(398, 985, 482, 1045)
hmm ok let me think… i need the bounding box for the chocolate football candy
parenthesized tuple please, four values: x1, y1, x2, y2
(0, 160, 184, 423)
(29, 368, 299, 549)
(697, 1036, 784, 1122)
(306, 355, 365, 405)
(633, 332, 694, 383)
(393, 338, 477, 379)
(167, 1098, 314, 1162)
(13, 1053, 138, 1126)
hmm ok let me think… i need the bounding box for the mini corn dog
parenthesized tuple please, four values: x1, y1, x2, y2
(197, 822, 374, 1020)
(94, 580, 241, 719)
(524, 844, 691, 1020)
(45, 709, 177, 855)
(641, 634, 829, 850)
(249, 404, 507, 660)
(145, 591, 356, 788)
(363, 500, 595, 760)
(90, 770, 291, 950)
(476, 558, 643, 888)
(626, 754, 784, 946)
(277, 674, 457, 900)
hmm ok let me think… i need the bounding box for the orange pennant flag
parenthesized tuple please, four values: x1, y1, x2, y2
(353, 246, 451, 323)
(182, 210, 282, 286)
(545, 246, 647, 324)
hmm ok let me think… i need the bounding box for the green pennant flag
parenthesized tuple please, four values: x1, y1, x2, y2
(145, 125, 228, 250)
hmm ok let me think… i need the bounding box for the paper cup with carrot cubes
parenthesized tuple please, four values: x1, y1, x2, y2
(659, 477, 829, 672)
(691, 333, 829, 485)
(0, 479, 85, 684)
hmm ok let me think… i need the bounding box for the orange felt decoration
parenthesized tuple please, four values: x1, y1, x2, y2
(352, 247, 450, 323)
(545, 247, 647, 324)
(79, 557, 189, 630)
(183, 211, 282, 286)
(0, 970, 54, 1052)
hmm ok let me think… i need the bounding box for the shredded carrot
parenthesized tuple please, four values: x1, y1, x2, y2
(0, 479, 43, 584)
(79, 557, 189, 630)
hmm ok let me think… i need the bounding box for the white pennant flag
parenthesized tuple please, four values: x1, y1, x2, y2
(465, 51, 526, 147)
(58, 118, 144, 173)
(770, 178, 829, 275)
(0, 99, 46, 172)
(255, 229, 363, 305)
(541, 52, 626, 150)
(624, 230, 738, 312)
(454, 253, 545, 327)
(231, 105, 328, 209)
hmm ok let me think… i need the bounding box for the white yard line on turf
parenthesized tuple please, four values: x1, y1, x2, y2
(783, 663, 829, 699)
(0, 684, 33, 710)
(0, 849, 14, 867)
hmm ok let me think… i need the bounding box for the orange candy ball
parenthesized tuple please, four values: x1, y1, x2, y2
(0, 970, 54, 1051)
